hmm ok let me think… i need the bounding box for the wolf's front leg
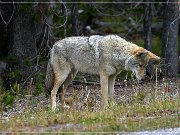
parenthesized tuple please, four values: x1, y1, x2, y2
(51, 79, 60, 111)
(108, 74, 116, 102)
(100, 72, 109, 109)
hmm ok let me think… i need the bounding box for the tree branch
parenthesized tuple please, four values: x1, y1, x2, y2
(0, 0, 15, 26)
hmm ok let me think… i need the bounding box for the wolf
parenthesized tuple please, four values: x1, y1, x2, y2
(45, 35, 160, 110)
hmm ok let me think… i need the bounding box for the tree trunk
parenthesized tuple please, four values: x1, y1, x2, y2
(8, 2, 53, 74)
(9, 5, 36, 61)
(0, 1, 14, 58)
(143, 0, 152, 51)
(162, 0, 179, 77)
(71, 1, 80, 36)
(1, 1, 52, 85)
(143, 0, 153, 78)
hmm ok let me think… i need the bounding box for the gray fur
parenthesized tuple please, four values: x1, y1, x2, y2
(45, 35, 160, 110)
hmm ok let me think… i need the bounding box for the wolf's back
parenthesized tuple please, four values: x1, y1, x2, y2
(45, 61, 54, 95)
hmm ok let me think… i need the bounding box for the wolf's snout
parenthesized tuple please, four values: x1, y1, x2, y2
(139, 75, 145, 81)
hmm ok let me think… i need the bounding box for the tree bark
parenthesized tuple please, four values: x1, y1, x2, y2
(71, 1, 80, 36)
(143, 0, 153, 51)
(0, 1, 14, 58)
(1, 1, 52, 80)
(143, 0, 153, 78)
(9, 4, 36, 60)
(162, 0, 179, 77)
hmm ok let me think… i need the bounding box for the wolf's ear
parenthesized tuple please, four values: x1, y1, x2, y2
(132, 47, 148, 59)
(136, 51, 148, 59)
(148, 51, 161, 64)
(131, 47, 160, 63)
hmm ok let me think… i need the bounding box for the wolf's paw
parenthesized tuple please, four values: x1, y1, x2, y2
(63, 104, 70, 109)
(51, 105, 56, 111)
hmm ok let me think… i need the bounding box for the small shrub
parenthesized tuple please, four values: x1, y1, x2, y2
(23, 59, 32, 67)
(6, 55, 19, 65)
(37, 72, 46, 82)
(0, 83, 20, 109)
(34, 83, 43, 96)
(11, 83, 20, 94)
(1, 92, 15, 107)
(134, 91, 146, 102)
(8, 70, 22, 80)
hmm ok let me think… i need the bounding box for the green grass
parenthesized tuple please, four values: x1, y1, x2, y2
(1, 77, 180, 132)
(1, 95, 179, 132)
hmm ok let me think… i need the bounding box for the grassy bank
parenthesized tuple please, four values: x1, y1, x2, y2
(0, 81, 179, 133)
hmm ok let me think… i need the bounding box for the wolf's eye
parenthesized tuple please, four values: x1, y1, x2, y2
(133, 62, 139, 66)
(139, 64, 143, 67)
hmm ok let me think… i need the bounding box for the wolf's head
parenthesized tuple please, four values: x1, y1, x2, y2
(125, 47, 160, 80)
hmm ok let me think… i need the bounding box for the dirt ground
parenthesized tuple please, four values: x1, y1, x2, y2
(2, 78, 180, 118)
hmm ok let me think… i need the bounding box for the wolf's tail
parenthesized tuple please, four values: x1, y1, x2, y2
(45, 61, 54, 95)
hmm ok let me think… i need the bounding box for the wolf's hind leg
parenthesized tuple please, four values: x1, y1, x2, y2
(51, 61, 71, 111)
(51, 77, 61, 111)
(59, 68, 78, 107)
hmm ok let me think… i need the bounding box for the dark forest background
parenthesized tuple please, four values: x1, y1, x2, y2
(0, 0, 179, 107)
